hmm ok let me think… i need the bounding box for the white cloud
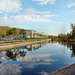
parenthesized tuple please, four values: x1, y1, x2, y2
(32, 0, 55, 5)
(10, 8, 57, 23)
(0, 16, 13, 24)
(43, 14, 57, 18)
(67, 2, 75, 8)
(53, 21, 62, 24)
(24, 8, 51, 14)
(0, 0, 22, 13)
(11, 14, 52, 22)
(0, 7, 57, 23)
(38, 71, 48, 75)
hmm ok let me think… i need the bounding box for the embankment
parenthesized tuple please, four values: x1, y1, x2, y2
(48, 63, 75, 75)
(62, 39, 75, 44)
(0, 39, 50, 51)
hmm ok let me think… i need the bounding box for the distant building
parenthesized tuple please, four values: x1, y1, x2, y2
(25, 30, 39, 38)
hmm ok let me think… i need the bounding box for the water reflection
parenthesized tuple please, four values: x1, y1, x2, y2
(0, 41, 50, 63)
(58, 41, 75, 57)
(0, 41, 75, 75)
(0, 61, 2, 64)
(0, 64, 22, 75)
(70, 44, 75, 57)
(0, 41, 74, 63)
(0, 41, 57, 75)
(17, 54, 56, 68)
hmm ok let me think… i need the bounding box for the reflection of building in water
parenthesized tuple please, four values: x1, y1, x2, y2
(26, 44, 43, 51)
(32, 42, 49, 51)
(33, 43, 42, 50)
(27, 45, 32, 51)
(22, 42, 49, 51)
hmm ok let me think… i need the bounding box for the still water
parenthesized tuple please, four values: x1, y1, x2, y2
(0, 41, 75, 75)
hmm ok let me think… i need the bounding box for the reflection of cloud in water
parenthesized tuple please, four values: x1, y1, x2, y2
(17, 54, 57, 68)
(38, 71, 48, 75)
(0, 64, 21, 75)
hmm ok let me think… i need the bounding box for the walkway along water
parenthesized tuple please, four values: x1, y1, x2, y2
(48, 63, 75, 75)
(0, 39, 51, 51)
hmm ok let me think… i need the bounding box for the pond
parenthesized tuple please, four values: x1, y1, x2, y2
(0, 41, 75, 75)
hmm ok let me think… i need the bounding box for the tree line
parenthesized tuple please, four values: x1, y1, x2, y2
(0, 26, 49, 39)
(0, 26, 26, 38)
(58, 24, 75, 39)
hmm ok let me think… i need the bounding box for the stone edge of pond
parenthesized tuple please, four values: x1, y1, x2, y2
(48, 63, 75, 75)
(0, 39, 50, 51)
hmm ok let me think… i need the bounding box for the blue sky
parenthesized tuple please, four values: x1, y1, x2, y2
(0, 0, 75, 35)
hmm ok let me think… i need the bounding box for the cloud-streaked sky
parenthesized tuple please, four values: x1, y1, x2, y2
(0, 0, 75, 35)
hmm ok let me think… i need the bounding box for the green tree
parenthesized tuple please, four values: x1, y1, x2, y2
(7, 28, 17, 36)
(0, 27, 2, 37)
(67, 33, 72, 39)
(2, 32, 6, 37)
(71, 24, 75, 39)
(19, 29, 26, 35)
(19, 29, 26, 38)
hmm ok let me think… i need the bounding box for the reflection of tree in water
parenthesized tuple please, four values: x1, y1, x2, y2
(58, 41, 68, 46)
(6, 49, 27, 61)
(48, 41, 50, 43)
(70, 44, 75, 57)
(19, 51, 27, 57)
(6, 51, 17, 61)
(51, 40, 58, 44)
(58, 41, 75, 58)
(0, 60, 1, 64)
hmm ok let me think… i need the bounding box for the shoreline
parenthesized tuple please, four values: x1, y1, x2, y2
(62, 39, 75, 44)
(48, 63, 75, 75)
(0, 39, 50, 51)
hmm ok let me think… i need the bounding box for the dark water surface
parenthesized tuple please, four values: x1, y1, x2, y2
(0, 41, 75, 75)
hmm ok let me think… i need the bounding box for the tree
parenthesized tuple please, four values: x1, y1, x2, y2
(19, 29, 26, 38)
(19, 29, 26, 35)
(71, 24, 75, 39)
(7, 28, 17, 36)
(67, 33, 72, 39)
(0, 27, 2, 37)
(2, 32, 6, 37)
(33, 33, 36, 38)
